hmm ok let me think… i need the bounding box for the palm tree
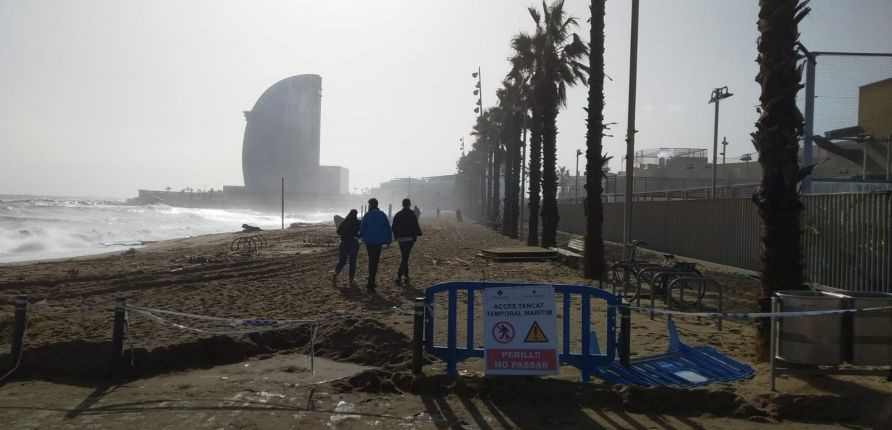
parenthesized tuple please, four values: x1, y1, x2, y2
(471, 108, 498, 223)
(528, 1, 589, 248)
(489, 109, 504, 226)
(583, 0, 608, 280)
(456, 142, 488, 220)
(510, 30, 545, 246)
(497, 79, 527, 238)
(752, 0, 811, 358)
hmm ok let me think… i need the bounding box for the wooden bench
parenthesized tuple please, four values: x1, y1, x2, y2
(550, 247, 583, 269)
(568, 238, 584, 253)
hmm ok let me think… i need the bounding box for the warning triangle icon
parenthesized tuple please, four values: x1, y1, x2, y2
(523, 321, 549, 343)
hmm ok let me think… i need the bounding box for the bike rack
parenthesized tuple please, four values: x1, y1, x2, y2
(666, 276, 724, 330)
(230, 234, 267, 255)
(635, 267, 685, 306)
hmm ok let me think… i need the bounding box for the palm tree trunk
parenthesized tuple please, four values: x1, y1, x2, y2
(541, 82, 560, 249)
(753, 0, 809, 360)
(527, 107, 543, 246)
(492, 145, 502, 225)
(502, 141, 514, 236)
(479, 157, 486, 220)
(584, 0, 607, 279)
(508, 118, 523, 238)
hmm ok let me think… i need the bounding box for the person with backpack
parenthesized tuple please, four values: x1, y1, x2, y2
(333, 209, 360, 288)
(392, 198, 422, 286)
(359, 198, 391, 292)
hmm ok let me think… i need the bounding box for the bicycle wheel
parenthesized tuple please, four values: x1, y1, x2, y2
(609, 262, 632, 298)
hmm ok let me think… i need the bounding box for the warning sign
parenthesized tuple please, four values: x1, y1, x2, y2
(483, 285, 558, 376)
(524, 321, 549, 343)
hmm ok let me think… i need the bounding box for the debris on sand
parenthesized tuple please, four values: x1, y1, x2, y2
(241, 223, 262, 232)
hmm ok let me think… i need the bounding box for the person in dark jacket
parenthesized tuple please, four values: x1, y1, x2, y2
(359, 198, 391, 292)
(333, 209, 360, 288)
(392, 198, 423, 285)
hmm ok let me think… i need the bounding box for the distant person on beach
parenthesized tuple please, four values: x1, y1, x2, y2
(333, 209, 360, 288)
(392, 198, 423, 286)
(436, 207, 440, 218)
(456, 209, 463, 222)
(413, 205, 421, 221)
(359, 198, 391, 292)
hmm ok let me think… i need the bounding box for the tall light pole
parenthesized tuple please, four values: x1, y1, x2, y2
(575, 149, 582, 203)
(708, 86, 733, 199)
(473, 68, 486, 218)
(622, 0, 640, 259)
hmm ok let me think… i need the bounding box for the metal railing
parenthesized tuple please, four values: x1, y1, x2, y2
(558, 191, 892, 292)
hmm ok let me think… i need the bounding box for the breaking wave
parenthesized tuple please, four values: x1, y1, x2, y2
(0, 198, 333, 263)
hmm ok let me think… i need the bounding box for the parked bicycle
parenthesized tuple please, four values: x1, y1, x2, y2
(608, 240, 703, 303)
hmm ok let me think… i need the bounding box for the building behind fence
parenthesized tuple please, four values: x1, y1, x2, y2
(558, 192, 891, 293)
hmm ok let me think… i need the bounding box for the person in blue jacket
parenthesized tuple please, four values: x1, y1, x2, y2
(359, 198, 391, 292)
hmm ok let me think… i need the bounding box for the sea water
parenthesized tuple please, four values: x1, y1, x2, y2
(0, 196, 335, 263)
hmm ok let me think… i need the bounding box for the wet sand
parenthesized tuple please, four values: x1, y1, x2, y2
(0, 217, 889, 428)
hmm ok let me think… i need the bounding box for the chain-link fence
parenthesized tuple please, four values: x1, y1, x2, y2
(803, 52, 892, 188)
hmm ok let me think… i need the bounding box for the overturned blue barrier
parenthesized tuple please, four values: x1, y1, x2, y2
(591, 320, 754, 388)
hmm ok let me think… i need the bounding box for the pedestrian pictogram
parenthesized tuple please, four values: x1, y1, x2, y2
(492, 321, 515, 343)
(523, 321, 549, 343)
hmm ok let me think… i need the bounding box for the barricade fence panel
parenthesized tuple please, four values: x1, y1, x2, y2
(558, 192, 891, 292)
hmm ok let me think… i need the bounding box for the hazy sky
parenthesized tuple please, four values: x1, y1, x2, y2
(1, 0, 890, 198)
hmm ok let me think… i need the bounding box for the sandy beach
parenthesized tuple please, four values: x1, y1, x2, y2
(1, 217, 890, 429)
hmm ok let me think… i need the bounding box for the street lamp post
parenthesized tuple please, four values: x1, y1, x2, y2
(472, 68, 485, 218)
(622, 0, 640, 260)
(708, 86, 733, 199)
(575, 149, 582, 203)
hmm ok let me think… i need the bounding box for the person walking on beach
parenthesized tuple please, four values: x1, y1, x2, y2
(413, 205, 421, 221)
(359, 198, 391, 292)
(392, 198, 422, 286)
(333, 209, 360, 288)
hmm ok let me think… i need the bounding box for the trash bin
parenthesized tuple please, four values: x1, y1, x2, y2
(776, 291, 844, 365)
(842, 291, 892, 365)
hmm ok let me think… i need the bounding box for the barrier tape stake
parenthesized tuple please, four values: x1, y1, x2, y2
(769, 297, 778, 391)
(413, 297, 425, 375)
(10, 296, 27, 368)
(310, 322, 318, 375)
(111, 298, 126, 373)
(717, 284, 724, 331)
(619, 298, 631, 367)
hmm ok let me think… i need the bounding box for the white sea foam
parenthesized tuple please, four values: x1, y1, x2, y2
(0, 198, 334, 263)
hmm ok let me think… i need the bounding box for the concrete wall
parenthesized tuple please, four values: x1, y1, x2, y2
(860, 78, 892, 138)
(319, 165, 349, 195)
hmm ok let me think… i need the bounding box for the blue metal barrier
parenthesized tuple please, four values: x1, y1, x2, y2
(424, 281, 618, 381)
